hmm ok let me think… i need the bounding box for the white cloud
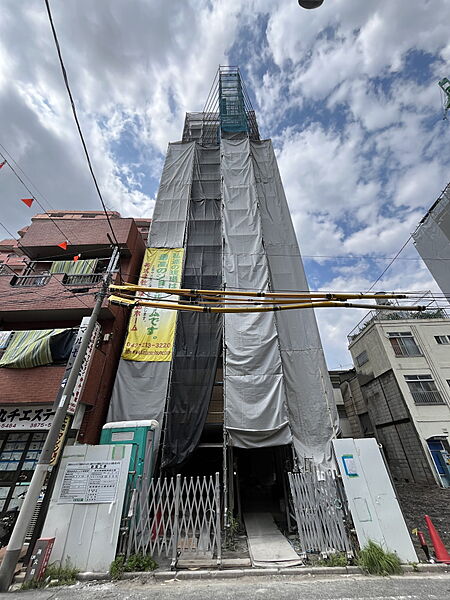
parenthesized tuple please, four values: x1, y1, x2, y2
(2, 0, 450, 367)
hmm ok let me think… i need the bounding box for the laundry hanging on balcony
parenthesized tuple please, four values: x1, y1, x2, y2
(50, 258, 97, 275)
(0, 329, 76, 369)
(0, 331, 12, 350)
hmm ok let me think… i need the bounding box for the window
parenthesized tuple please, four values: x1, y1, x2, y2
(404, 375, 444, 405)
(435, 335, 450, 345)
(355, 350, 369, 367)
(358, 412, 374, 436)
(388, 332, 421, 357)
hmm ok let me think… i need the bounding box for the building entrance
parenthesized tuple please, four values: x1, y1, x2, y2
(233, 445, 292, 530)
(427, 438, 450, 487)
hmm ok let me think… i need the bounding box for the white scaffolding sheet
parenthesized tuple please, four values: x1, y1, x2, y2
(107, 142, 195, 425)
(413, 186, 450, 302)
(251, 140, 338, 465)
(222, 138, 291, 448)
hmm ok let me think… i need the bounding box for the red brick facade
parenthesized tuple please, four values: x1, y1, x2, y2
(0, 212, 149, 443)
(0, 366, 66, 404)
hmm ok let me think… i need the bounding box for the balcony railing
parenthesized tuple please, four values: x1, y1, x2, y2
(0, 264, 15, 276)
(10, 274, 50, 287)
(410, 390, 445, 405)
(62, 273, 104, 286)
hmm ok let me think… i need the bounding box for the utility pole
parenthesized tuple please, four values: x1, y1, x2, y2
(0, 248, 118, 591)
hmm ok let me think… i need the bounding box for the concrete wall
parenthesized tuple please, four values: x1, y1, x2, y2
(330, 371, 353, 438)
(362, 371, 435, 484)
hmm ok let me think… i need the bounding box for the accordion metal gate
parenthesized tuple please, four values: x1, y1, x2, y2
(288, 469, 353, 557)
(126, 473, 221, 568)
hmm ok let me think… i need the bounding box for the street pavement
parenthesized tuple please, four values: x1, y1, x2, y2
(2, 573, 450, 600)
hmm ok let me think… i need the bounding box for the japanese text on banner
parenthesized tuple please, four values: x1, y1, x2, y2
(121, 248, 184, 362)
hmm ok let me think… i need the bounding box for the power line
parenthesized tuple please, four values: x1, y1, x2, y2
(365, 236, 413, 293)
(0, 219, 19, 241)
(43, 0, 123, 282)
(0, 141, 84, 246)
(0, 152, 73, 245)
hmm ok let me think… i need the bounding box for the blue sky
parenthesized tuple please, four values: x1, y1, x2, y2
(1, 0, 450, 367)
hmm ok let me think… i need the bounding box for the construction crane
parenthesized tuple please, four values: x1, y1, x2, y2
(298, 0, 324, 7)
(439, 77, 450, 120)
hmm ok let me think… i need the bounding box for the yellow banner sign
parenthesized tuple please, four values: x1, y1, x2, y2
(50, 415, 71, 466)
(122, 248, 184, 362)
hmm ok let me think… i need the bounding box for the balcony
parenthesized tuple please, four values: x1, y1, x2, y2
(0, 271, 118, 324)
(10, 274, 51, 287)
(17, 217, 140, 259)
(62, 273, 104, 286)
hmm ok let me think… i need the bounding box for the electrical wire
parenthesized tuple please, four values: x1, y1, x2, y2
(0, 151, 74, 245)
(0, 141, 87, 246)
(365, 236, 413, 293)
(0, 219, 19, 241)
(43, 0, 123, 282)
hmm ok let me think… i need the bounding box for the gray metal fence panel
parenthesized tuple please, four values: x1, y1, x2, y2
(126, 473, 221, 568)
(288, 469, 352, 557)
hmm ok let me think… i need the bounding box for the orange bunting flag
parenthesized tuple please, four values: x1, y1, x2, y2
(0, 161, 6, 169)
(73, 254, 80, 262)
(21, 198, 34, 208)
(58, 241, 68, 250)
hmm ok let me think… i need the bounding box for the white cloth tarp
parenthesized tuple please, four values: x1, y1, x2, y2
(107, 142, 195, 424)
(221, 138, 291, 448)
(107, 358, 169, 425)
(148, 142, 196, 248)
(413, 185, 450, 302)
(251, 140, 338, 465)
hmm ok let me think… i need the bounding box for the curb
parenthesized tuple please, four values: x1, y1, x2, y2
(75, 563, 449, 583)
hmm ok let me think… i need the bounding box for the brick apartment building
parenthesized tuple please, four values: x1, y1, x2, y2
(0, 211, 149, 536)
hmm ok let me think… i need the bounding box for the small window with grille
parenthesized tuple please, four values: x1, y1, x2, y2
(435, 335, 450, 345)
(404, 374, 444, 405)
(387, 332, 421, 357)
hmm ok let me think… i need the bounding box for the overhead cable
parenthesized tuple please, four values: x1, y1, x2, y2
(43, 0, 123, 280)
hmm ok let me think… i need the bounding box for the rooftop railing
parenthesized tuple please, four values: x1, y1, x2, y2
(347, 293, 449, 343)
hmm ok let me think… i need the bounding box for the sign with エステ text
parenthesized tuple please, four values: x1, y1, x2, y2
(0, 405, 55, 430)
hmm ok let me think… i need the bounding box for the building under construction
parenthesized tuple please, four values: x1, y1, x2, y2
(413, 182, 450, 302)
(108, 67, 338, 524)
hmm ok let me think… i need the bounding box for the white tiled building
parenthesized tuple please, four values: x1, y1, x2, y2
(348, 309, 450, 487)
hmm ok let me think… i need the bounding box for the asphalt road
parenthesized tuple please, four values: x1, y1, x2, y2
(3, 574, 450, 600)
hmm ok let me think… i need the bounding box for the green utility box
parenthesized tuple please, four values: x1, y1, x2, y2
(100, 420, 159, 480)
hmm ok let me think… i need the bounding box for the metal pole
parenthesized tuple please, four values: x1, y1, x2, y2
(215, 472, 221, 567)
(171, 474, 181, 570)
(0, 255, 116, 591)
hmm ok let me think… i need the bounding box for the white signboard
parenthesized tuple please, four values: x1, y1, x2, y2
(333, 438, 418, 563)
(58, 461, 121, 504)
(0, 405, 55, 430)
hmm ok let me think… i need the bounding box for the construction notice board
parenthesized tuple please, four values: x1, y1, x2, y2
(41, 444, 132, 572)
(58, 461, 121, 504)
